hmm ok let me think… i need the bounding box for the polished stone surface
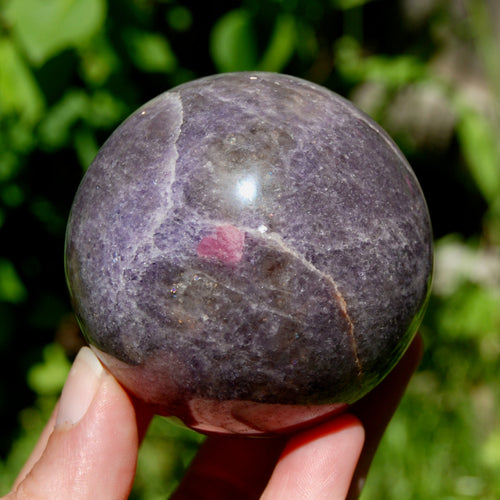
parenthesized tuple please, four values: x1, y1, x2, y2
(65, 72, 433, 434)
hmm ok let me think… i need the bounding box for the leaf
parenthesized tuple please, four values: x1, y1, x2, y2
(331, 0, 375, 9)
(210, 9, 258, 73)
(126, 30, 177, 73)
(27, 343, 71, 396)
(38, 90, 89, 148)
(258, 14, 296, 73)
(0, 38, 44, 123)
(334, 36, 426, 87)
(38, 89, 125, 149)
(166, 6, 193, 32)
(437, 282, 500, 340)
(74, 127, 99, 170)
(84, 90, 126, 129)
(455, 107, 500, 205)
(0, 259, 27, 303)
(364, 54, 426, 86)
(78, 34, 120, 86)
(1, 183, 24, 207)
(482, 429, 500, 470)
(6, 0, 106, 65)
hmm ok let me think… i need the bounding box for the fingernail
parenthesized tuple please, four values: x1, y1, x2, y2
(56, 347, 104, 428)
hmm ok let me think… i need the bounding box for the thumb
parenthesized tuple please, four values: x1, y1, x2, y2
(6, 347, 145, 500)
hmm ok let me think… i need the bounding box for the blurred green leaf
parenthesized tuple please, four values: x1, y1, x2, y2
(38, 90, 88, 148)
(6, 0, 106, 65)
(0, 115, 36, 159)
(27, 343, 71, 396)
(0, 259, 27, 303)
(74, 127, 99, 170)
(335, 36, 426, 87)
(0, 38, 44, 123)
(78, 34, 120, 86)
(437, 282, 500, 340)
(455, 107, 500, 205)
(257, 14, 296, 72)
(39, 89, 125, 149)
(0, 396, 55, 492)
(364, 55, 425, 86)
(0, 149, 19, 183)
(210, 9, 258, 72)
(167, 6, 193, 32)
(467, 0, 500, 98)
(126, 30, 177, 73)
(211, 9, 297, 74)
(30, 197, 67, 235)
(84, 90, 127, 129)
(482, 429, 500, 470)
(331, 0, 374, 9)
(1, 183, 24, 207)
(132, 416, 204, 499)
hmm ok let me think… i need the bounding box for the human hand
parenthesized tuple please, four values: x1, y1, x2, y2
(3, 335, 422, 500)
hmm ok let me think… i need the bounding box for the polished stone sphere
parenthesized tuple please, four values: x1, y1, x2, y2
(65, 72, 433, 434)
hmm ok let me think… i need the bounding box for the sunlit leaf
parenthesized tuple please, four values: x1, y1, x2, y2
(84, 90, 127, 129)
(482, 429, 500, 470)
(0, 38, 44, 123)
(0, 259, 27, 303)
(210, 9, 258, 72)
(258, 14, 296, 72)
(38, 89, 125, 150)
(38, 90, 88, 148)
(364, 55, 425, 86)
(334, 36, 364, 82)
(74, 127, 99, 170)
(27, 343, 71, 396)
(211, 10, 296, 74)
(78, 34, 120, 86)
(0, 149, 21, 183)
(455, 107, 500, 205)
(6, 0, 106, 65)
(335, 36, 426, 87)
(134, 416, 204, 498)
(331, 0, 375, 9)
(437, 282, 500, 340)
(126, 30, 177, 73)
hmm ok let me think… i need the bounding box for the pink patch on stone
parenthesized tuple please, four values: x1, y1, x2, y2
(197, 225, 245, 264)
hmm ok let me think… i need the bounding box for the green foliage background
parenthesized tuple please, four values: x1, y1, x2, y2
(1, 0, 499, 498)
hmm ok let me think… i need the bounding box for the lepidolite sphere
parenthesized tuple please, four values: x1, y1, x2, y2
(65, 72, 433, 434)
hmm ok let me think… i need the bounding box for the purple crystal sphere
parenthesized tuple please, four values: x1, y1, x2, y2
(65, 72, 432, 434)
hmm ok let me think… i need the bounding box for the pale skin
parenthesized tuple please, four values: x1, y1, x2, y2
(3, 335, 422, 500)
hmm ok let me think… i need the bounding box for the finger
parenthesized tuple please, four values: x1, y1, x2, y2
(260, 414, 364, 500)
(172, 335, 422, 500)
(7, 347, 152, 500)
(171, 433, 288, 500)
(347, 333, 424, 499)
(12, 405, 58, 488)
